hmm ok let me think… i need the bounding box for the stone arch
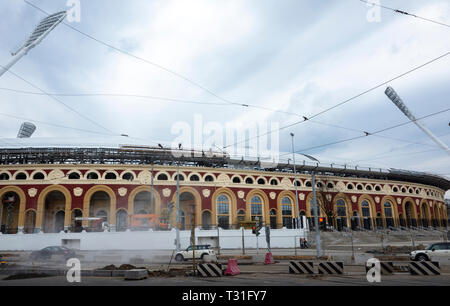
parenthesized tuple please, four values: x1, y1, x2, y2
(116, 208, 128, 231)
(201, 209, 212, 229)
(358, 195, 376, 230)
(102, 170, 120, 180)
(334, 193, 352, 228)
(83, 185, 117, 229)
(128, 186, 161, 217)
(36, 185, 72, 232)
(380, 195, 399, 227)
(24, 208, 37, 233)
(170, 186, 202, 228)
(420, 199, 431, 227)
(305, 192, 326, 217)
(276, 190, 297, 229)
(402, 196, 418, 227)
(30, 169, 47, 180)
(84, 169, 102, 180)
(245, 189, 270, 226)
(0, 186, 26, 232)
(211, 187, 237, 228)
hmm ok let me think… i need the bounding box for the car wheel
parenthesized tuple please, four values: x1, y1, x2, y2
(416, 254, 428, 262)
(175, 254, 184, 262)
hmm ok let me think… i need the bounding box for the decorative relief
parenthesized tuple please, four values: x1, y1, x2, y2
(238, 190, 245, 199)
(375, 196, 380, 204)
(162, 188, 171, 198)
(28, 188, 37, 197)
(397, 198, 401, 205)
(48, 169, 64, 181)
(326, 194, 332, 202)
(336, 181, 346, 192)
(383, 185, 391, 194)
(73, 187, 83, 197)
(217, 173, 231, 183)
(118, 188, 127, 197)
(138, 171, 152, 184)
(202, 189, 210, 198)
(281, 178, 292, 188)
(415, 199, 419, 205)
(269, 192, 276, 200)
(351, 195, 357, 203)
(299, 193, 305, 201)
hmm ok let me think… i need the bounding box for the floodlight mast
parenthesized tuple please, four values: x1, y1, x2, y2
(384, 86, 450, 155)
(0, 11, 66, 78)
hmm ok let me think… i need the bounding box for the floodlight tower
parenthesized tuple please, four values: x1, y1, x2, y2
(17, 122, 36, 138)
(385, 86, 450, 155)
(0, 11, 67, 78)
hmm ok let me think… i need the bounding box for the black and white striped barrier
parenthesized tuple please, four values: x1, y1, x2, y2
(408, 261, 440, 276)
(289, 261, 314, 274)
(318, 262, 344, 275)
(197, 263, 223, 277)
(365, 262, 394, 275)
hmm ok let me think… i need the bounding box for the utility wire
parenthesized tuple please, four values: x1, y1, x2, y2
(359, 0, 450, 29)
(0, 65, 118, 136)
(282, 107, 450, 156)
(223, 51, 450, 149)
(23, 0, 307, 119)
(0, 112, 117, 137)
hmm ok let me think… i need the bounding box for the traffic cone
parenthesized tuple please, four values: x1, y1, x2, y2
(264, 252, 275, 264)
(224, 258, 240, 276)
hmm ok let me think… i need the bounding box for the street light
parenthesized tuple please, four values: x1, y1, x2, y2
(0, 11, 67, 78)
(385, 86, 450, 155)
(290, 133, 322, 258)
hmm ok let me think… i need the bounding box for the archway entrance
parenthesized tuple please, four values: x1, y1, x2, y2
(405, 202, 416, 228)
(133, 191, 155, 214)
(71, 209, 83, 232)
(89, 191, 110, 231)
(1, 192, 20, 234)
(180, 192, 196, 230)
(24, 210, 36, 233)
(202, 211, 211, 230)
(116, 210, 128, 231)
(54, 211, 65, 232)
(43, 191, 66, 233)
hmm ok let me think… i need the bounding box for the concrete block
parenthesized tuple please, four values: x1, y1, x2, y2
(111, 270, 126, 277)
(124, 269, 148, 280)
(93, 270, 112, 277)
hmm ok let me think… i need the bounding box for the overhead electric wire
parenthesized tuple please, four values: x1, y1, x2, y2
(359, 0, 450, 29)
(223, 51, 450, 149)
(281, 107, 450, 156)
(0, 111, 117, 137)
(0, 65, 118, 136)
(23, 0, 307, 120)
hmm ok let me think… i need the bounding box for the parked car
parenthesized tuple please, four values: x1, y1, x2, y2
(30, 246, 76, 261)
(410, 242, 450, 262)
(175, 245, 215, 262)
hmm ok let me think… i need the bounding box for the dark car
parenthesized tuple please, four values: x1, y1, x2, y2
(30, 246, 76, 261)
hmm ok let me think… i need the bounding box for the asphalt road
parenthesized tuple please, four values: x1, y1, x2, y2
(1, 272, 449, 286)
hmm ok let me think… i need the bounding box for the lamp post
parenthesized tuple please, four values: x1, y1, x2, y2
(289, 133, 322, 258)
(0, 11, 66, 78)
(290, 133, 300, 229)
(175, 161, 181, 251)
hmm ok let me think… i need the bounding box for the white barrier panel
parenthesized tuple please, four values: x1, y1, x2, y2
(0, 228, 307, 251)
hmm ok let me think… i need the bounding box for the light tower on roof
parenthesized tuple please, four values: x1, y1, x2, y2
(0, 11, 67, 78)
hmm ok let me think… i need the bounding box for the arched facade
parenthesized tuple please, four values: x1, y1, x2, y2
(0, 163, 447, 233)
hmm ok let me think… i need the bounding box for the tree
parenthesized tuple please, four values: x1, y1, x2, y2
(315, 179, 337, 230)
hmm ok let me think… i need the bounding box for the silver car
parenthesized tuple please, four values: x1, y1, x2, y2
(410, 242, 450, 262)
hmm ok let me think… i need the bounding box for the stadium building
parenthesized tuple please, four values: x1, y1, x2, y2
(0, 137, 448, 235)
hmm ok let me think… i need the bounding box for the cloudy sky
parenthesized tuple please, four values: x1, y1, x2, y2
(0, 0, 449, 194)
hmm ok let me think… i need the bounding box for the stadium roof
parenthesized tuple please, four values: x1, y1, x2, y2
(0, 137, 449, 191)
